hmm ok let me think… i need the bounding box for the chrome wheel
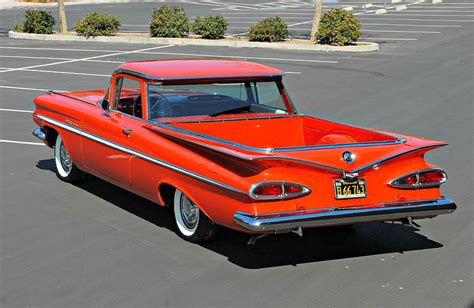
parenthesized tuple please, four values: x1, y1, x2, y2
(180, 194, 199, 229)
(59, 142, 72, 173)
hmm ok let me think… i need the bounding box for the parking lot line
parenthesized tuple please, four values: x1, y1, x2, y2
(357, 17, 474, 22)
(361, 23, 462, 27)
(0, 55, 124, 64)
(228, 26, 442, 34)
(0, 108, 33, 113)
(0, 67, 110, 77)
(0, 139, 45, 146)
(0, 44, 174, 74)
(0, 85, 62, 92)
(358, 14, 474, 16)
(0, 46, 338, 64)
(358, 37, 418, 41)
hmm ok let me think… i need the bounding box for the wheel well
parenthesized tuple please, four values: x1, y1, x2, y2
(159, 184, 176, 207)
(43, 125, 58, 148)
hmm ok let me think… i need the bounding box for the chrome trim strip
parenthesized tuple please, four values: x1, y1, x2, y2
(233, 198, 457, 232)
(352, 145, 447, 174)
(148, 114, 408, 155)
(388, 168, 447, 189)
(114, 68, 285, 82)
(36, 114, 247, 195)
(48, 91, 96, 105)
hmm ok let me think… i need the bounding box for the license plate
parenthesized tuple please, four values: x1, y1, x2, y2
(334, 178, 367, 200)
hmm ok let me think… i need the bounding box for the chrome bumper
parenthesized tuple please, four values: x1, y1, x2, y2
(32, 128, 46, 141)
(233, 198, 456, 232)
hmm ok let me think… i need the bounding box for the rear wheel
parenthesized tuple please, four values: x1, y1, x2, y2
(54, 134, 86, 183)
(173, 189, 217, 243)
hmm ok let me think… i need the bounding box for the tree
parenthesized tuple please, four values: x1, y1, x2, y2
(310, 0, 321, 43)
(58, 0, 67, 33)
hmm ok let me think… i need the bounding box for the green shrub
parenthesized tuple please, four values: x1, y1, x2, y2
(248, 17, 288, 42)
(19, 9, 55, 34)
(191, 15, 228, 39)
(150, 5, 189, 38)
(74, 12, 120, 38)
(317, 9, 361, 46)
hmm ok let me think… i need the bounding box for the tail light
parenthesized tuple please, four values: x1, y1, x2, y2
(249, 182, 311, 200)
(389, 169, 447, 189)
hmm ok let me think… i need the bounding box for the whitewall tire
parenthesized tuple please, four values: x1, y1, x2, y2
(173, 189, 217, 243)
(54, 134, 86, 183)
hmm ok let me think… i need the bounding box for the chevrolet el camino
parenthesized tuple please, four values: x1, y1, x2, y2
(32, 59, 456, 243)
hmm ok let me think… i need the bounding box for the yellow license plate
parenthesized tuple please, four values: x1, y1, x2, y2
(334, 179, 367, 200)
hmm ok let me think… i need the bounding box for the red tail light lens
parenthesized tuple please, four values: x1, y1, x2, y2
(419, 170, 445, 184)
(252, 184, 283, 196)
(389, 169, 447, 189)
(250, 182, 311, 200)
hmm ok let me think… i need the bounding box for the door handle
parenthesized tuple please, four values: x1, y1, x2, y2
(121, 128, 133, 137)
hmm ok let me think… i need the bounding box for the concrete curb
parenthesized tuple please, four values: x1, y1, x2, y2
(8, 31, 379, 53)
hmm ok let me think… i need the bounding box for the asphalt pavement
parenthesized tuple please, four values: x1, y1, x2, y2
(0, 0, 473, 307)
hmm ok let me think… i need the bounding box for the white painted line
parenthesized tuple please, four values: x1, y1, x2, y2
(0, 67, 110, 77)
(357, 17, 474, 22)
(0, 44, 174, 74)
(0, 46, 125, 53)
(0, 108, 33, 113)
(0, 85, 62, 92)
(375, 9, 388, 14)
(362, 29, 442, 33)
(358, 37, 418, 40)
(285, 71, 301, 74)
(0, 139, 45, 146)
(0, 55, 125, 64)
(0, 46, 338, 64)
(363, 23, 461, 27)
(359, 13, 474, 16)
(150, 51, 339, 64)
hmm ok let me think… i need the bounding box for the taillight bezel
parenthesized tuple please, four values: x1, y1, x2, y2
(389, 168, 447, 189)
(249, 182, 311, 200)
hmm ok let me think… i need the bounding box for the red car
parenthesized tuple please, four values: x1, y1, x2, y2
(32, 59, 456, 243)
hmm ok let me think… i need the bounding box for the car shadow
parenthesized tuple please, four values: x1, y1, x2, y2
(36, 159, 444, 269)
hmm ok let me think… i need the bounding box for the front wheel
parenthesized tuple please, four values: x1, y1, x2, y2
(54, 134, 86, 183)
(173, 189, 217, 243)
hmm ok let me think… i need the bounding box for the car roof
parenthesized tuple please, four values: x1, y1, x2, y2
(115, 59, 285, 81)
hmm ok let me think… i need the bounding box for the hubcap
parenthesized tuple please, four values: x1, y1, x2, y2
(59, 142, 72, 173)
(180, 194, 199, 229)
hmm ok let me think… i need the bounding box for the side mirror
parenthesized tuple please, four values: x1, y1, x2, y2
(99, 99, 110, 111)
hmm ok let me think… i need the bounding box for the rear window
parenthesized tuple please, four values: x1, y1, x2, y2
(147, 81, 289, 120)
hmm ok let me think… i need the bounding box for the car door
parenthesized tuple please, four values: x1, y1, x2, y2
(82, 74, 146, 188)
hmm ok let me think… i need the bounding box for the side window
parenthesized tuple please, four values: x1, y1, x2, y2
(113, 77, 143, 118)
(252, 82, 287, 113)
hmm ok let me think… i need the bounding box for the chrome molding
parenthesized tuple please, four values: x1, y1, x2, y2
(36, 114, 247, 195)
(233, 198, 457, 232)
(352, 145, 447, 174)
(48, 91, 96, 105)
(388, 168, 447, 189)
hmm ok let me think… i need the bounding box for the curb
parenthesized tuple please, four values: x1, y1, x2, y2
(8, 31, 379, 53)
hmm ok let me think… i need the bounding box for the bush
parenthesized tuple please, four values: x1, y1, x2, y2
(74, 12, 120, 38)
(248, 17, 288, 42)
(191, 15, 228, 39)
(17, 9, 55, 34)
(317, 9, 361, 46)
(150, 5, 189, 38)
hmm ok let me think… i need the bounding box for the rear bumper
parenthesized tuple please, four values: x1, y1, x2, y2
(233, 198, 456, 232)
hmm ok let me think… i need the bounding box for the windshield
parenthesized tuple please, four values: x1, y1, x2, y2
(147, 81, 293, 120)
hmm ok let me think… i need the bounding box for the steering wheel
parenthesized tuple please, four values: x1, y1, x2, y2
(132, 95, 142, 118)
